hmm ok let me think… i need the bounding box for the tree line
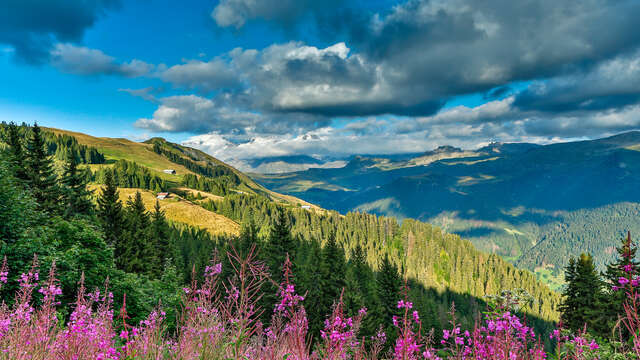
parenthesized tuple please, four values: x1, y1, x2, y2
(0, 122, 560, 350)
(560, 231, 640, 340)
(0, 122, 105, 164)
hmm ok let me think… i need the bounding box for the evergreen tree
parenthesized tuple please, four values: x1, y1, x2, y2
(4, 122, 28, 181)
(24, 123, 60, 214)
(97, 170, 124, 246)
(118, 192, 155, 275)
(151, 200, 170, 277)
(319, 231, 347, 314)
(559, 253, 603, 333)
(61, 152, 93, 217)
(377, 255, 402, 344)
(598, 231, 639, 337)
(345, 244, 378, 338)
(299, 239, 325, 340)
(267, 207, 296, 280)
(238, 210, 259, 258)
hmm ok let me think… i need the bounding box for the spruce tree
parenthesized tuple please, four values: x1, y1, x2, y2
(4, 122, 28, 181)
(61, 152, 93, 217)
(319, 231, 347, 313)
(299, 239, 325, 340)
(598, 232, 639, 337)
(345, 244, 378, 338)
(377, 255, 402, 344)
(24, 123, 60, 214)
(97, 170, 124, 246)
(238, 210, 259, 258)
(151, 200, 170, 277)
(118, 192, 154, 275)
(267, 207, 296, 280)
(559, 253, 603, 333)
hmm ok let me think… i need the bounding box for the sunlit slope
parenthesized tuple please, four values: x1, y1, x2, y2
(251, 131, 640, 289)
(47, 127, 317, 208)
(89, 185, 240, 236)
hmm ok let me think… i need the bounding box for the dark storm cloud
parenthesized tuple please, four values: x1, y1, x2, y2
(0, 0, 120, 64)
(514, 51, 640, 114)
(211, 0, 640, 118)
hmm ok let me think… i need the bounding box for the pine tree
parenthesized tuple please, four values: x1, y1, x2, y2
(377, 254, 402, 344)
(598, 231, 639, 337)
(345, 244, 378, 338)
(267, 207, 296, 280)
(151, 200, 170, 277)
(61, 152, 93, 217)
(559, 253, 603, 333)
(118, 192, 154, 275)
(238, 210, 259, 258)
(24, 123, 60, 214)
(299, 239, 325, 340)
(320, 231, 347, 312)
(4, 122, 28, 181)
(97, 170, 124, 246)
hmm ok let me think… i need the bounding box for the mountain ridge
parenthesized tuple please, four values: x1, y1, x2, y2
(251, 131, 640, 289)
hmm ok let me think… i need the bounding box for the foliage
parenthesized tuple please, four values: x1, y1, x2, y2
(92, 159, 168, 192)
(0, 250, 638, 359)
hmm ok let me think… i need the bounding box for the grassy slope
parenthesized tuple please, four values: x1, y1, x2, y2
(47, 127, 318, 209)
(89, 185, 240, 236)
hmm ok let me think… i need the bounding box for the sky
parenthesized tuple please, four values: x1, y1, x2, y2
(2, 0, 640, 163)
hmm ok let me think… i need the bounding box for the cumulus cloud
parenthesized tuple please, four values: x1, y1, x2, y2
(211, 0, 345, 29)
(158, 41, 444, 119)
(515, 50, 640, 113)
(134, 95, 260, 133)
(160, 58, 241, 92)
(50, 43, 153, 77)
(183, 127, 434, 162)
(134, 92, 333, 136)
(209, 0, 640, 118)
(0, 0, 120, 64)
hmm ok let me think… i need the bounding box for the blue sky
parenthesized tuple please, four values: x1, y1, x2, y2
(1, 0, 640, 163)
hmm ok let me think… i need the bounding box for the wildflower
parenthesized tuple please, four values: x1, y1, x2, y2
(619, 277, 630, 285)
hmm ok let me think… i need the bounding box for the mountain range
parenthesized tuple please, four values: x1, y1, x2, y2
(251, 132, 640, 289)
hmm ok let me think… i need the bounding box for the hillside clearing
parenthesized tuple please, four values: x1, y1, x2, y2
(89, 185, 240, 236)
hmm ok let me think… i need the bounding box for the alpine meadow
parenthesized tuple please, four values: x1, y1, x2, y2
(1, 0, 640, 359)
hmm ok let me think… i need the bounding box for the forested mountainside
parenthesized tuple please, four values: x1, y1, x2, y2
(0, 122, 559, 346)
(253, 133, 640, 288)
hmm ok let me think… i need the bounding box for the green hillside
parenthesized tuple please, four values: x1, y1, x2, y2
(0, 122, 560, 343)
(252, 133, 640, 288)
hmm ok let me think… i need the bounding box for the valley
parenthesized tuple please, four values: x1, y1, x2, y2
(251, 133, 640, 289)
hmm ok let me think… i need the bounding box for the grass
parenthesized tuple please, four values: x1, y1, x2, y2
(278, 180, 350, 193)
(89, 185, 240, 236)
(50, 127, 317, 208)
(173, 187, 225, 202)
(47, 128, 194, 182)
(534, 266, 565, 291)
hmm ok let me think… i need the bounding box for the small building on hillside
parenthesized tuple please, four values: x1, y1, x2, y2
(157, 192, 169, 200)
(301, 205, 311, 210)
(163, 169, 176, 174)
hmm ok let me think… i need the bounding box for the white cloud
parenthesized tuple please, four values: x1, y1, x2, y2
(134, 95, 259, 133)
(159, 58, 240, 92)
(50, 43, 153, 77)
